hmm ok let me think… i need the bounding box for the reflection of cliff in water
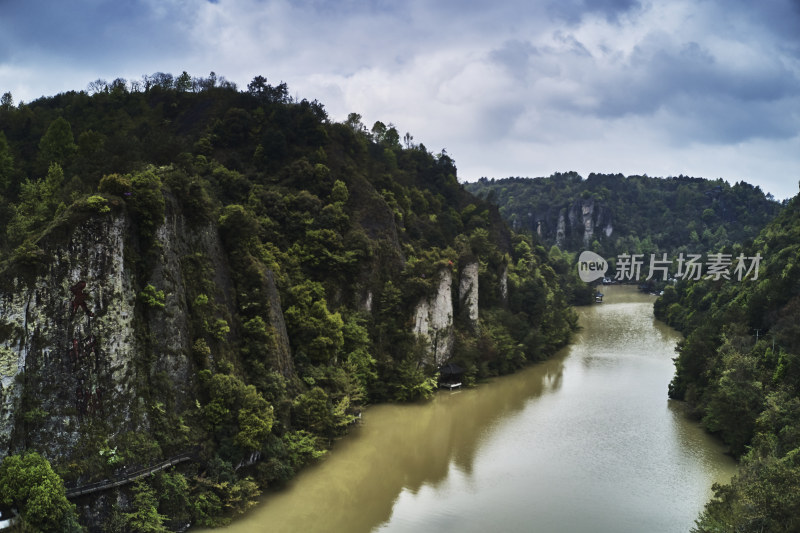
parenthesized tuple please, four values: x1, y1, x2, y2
(209, 353, 566, 533)
(213, 286, 736, 533)
(389, 354, 566, 493)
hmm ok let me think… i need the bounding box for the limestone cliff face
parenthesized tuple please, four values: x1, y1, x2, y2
(459, 261, 479, 326)
(556, 212, 566, 247)
(412, 268, 454, 366)
(0, 203, 293, 462)
(528, 198, 613, 250)
(499, 265, 508, 305)
(0, 215, 137, 458)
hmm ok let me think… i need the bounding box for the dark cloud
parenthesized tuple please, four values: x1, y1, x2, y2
(721, 0, 800, 49)
(666, 95, 800, 144)
(515, 31, 800, 145)
(0, 0, 797, 199)
(489, 40, 540, 78)
(547, 0, 642, 24)
(0, 0, 191, 69)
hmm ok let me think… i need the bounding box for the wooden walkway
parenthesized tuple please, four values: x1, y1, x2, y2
(65, 451, 196, 499)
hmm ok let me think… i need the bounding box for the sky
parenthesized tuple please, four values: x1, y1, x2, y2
(1, 0, 799, 199)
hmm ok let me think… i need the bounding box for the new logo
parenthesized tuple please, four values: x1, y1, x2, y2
(577, 251, 608, 282)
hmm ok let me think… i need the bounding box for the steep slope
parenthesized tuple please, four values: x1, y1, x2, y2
(654, 184, 800, 532)
(465, 173, 781, 257)
(0, 75, 576, 530)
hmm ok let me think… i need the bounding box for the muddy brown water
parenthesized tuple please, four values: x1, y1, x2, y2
(209, 285, 735, 533)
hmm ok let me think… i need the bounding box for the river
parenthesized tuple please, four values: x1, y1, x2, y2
(213, 285, 736, 533)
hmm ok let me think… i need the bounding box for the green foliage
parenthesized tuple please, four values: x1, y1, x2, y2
(283, 430, 326, 469)
(342, 314, 377, 398)
(85, 194, 111, 214)
(198, 370, 274, 454)
(656, 194, 800, 527)
(235, 385, 275, 450)
(6, 163, 65, 245)
(466, 174, 780, 260)
(38, 117, 77, 170)
(331, 179, 349, 203)
(284, 281, 344, 365)
(123, 481, 168, 533)
(138, 284, 166, 309)
(0, 452, 81, 532)
(0, 131, 13, 193)
(292, 387, 334, 434)
(391, 347, 438, 402)
(0, 72, 583, 530)
(98, 173, 132, 196)
(152, 472, 191, 526)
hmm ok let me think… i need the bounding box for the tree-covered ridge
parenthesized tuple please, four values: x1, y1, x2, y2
(654, 186, 800, 532)
(0, 73, 576, 530)
(465, 173, 781, 258)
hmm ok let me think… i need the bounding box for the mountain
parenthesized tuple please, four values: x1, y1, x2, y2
(0, 74, 576, 530)
(464, 173, 781, 258)
(654, 184, 800, 531)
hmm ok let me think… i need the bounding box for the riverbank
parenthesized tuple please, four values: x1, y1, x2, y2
(199, 285, 735, 533)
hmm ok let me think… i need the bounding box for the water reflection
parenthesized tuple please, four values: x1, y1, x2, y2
(210, 286, 735, 533)
(208, 350, 566, 533)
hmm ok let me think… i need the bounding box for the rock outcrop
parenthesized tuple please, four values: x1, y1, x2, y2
(0, 204, 293, 462)
(412, 268, 454, 366)
(499, 265, 508, 305)
(459, 261, 479, 326)
(522, 198, 613, 250)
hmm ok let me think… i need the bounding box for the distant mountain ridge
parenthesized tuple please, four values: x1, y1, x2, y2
(465, 172, 781, 258)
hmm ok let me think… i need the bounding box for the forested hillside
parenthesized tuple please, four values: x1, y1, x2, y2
(654, 185, 800, 531)
(0, 74, 577, 531)
(465, 173, 781, 258)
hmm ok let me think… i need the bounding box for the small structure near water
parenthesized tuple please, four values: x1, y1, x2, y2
(438, 362, 464, 389)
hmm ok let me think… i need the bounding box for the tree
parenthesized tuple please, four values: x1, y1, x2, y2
(292, 387, 333, 434)
(38, 116, 77, 170)
(235, 386, 275, 450)
(345, 113, 365, 133)
(330, 179, 349, 204)
(0, 131, 13, 192)
(199, 371, 274, 453)
(0, 452, 80, 532)
(342, 314, 377, 399)
(0, 91, 12, 109)
(175, 71, 192, 92)
(403, 132, 414, 149)
(284, 281, 344, 364)
(247, 75, 269, 97)
(124, 481, 168, 533)
(6, 162, 65, 244)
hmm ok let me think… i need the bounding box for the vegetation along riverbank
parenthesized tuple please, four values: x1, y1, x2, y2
(0, 74, 580, 531)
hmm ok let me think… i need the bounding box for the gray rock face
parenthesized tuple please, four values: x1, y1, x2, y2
(499, 265, 508, 305)
(556, 212, 566, 247)
(524, 198, 613, 249)
(0, 215, 138, 459)
(412, 268, 454, 366)
(459, 261, 479, 325)
(0, 204, 294, 461)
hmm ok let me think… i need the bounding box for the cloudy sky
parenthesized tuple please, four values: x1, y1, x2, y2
(1, 0, 799, 199)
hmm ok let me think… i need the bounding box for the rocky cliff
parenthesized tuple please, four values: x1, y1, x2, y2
(543, 198, 613, 248)
(0, 200, 293, 473)
(412, 268, 454, 367)
(459, 261, 479, 326)
(0, 79, 578, 530)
